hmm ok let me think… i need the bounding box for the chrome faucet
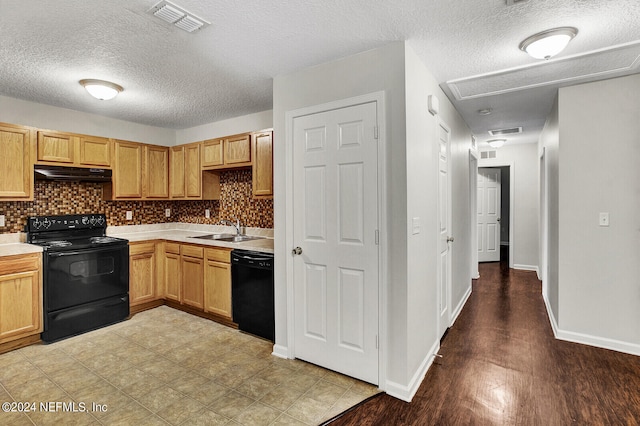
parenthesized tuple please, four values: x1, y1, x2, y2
(220, 218, 241, 235)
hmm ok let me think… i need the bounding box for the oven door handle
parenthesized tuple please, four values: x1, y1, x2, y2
(47, 246, 126, 257)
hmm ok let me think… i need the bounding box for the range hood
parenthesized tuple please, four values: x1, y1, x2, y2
(34, 165, 112, 182)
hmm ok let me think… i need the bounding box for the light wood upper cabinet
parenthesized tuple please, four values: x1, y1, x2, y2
(202, 139, 224, 167)
(185, 143, 201, 198)
(0, 123, 33, 200)
(36, 130, 111, 167)
(37, 130, 74, 164)
(252, 130, 273, 198)
(0, 253, 42, 344)
(144, 145, 169, 198)
(113, 140, 143, 198)
(170, 146, 186, 198)
(225, 134, 251, 164)
(204, 247, 232, 319)
(129, 242, 157, 306)
(79, 136, 111, 167)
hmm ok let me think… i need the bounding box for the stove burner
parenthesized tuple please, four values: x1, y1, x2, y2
(44, 240, 72, 248)
(90, 236, 120, 244)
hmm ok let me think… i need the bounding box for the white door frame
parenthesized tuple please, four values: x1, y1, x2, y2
(284, 91, 388, 390)
(469, 149, 479, 279)
(437, 118, 452, 338)
(477, 159, 515, 269)
(539, 147, 548, 289)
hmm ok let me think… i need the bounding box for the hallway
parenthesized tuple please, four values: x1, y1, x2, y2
(328, 262, 640, 425)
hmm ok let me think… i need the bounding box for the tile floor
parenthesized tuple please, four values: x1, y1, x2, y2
(0, 306, 378, 425)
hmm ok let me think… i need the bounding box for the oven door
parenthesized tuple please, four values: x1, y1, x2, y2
(44, 245, 129, 312)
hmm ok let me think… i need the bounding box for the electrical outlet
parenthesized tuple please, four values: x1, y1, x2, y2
(599, 212, 609, 227)
(0, 215, 5, 227)
(205, 209, 210, 219)
(126, 211, 133, 221)
(165, 208, 171, 218)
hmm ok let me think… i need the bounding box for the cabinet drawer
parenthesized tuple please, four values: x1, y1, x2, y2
(165, 242, 181, 255)
(129, 242, 156, 256)
(205, 247, 231, 263)
(181, 245, 204, 259)
(0, 254, 41, 275)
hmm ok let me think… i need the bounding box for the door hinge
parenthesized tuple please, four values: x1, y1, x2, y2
(375, 229, 379, 245)
(376, 335, 379, 349)
(373, 126, 379, 139)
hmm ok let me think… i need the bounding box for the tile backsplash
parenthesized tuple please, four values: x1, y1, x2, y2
(0, 169, 273, 234)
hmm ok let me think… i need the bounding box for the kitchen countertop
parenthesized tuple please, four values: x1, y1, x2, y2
(108, 224, 274, 254)
(0, 233, 43, 257)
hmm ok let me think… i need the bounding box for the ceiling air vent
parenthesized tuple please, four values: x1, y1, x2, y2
(148, 0, 209, 33)
(506, 0, 530, 5)
(488, 127, 522, 136)
(481, 151, 497, 159)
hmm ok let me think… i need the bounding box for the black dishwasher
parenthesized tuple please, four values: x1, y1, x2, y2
(231, 249, 274, 342)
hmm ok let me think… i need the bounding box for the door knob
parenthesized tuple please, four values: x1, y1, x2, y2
(292, 247, 303, 255)
(447, 236, 454, 243)
(497, 217, 501, 222)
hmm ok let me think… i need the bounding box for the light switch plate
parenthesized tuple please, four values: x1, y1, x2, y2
(126, 211, 133, 221)
(0, 215, 5, 227)
(205, 209, 210, 219)
(165, 208, 171, 217)
(599, 212, 609, 227)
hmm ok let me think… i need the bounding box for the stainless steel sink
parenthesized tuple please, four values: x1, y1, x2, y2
(190, 234, 264, 243)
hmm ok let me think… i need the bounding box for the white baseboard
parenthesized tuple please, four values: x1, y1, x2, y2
(451, 285, 472, 326)
(513, 264, 539, 274)
(543, 293, 640, 357)
(385, 339, 439, 402)
(271, 344, 289, 359)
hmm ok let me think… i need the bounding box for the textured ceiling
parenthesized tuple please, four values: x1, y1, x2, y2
(1, 0, 639, 145)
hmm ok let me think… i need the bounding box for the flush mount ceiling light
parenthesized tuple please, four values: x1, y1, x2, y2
(519, 27, 578, 60)
(487, 139, 507, 149)
(79, 79, 123, 100)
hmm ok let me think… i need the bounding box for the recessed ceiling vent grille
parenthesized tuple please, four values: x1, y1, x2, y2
(489, 127, 522, 136)
(148, 0, 209, 33)
(506, 0, 530, 5)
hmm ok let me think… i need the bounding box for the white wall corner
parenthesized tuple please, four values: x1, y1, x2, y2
(385, 340, 440, 402)
(543, 292, 559, 338)
(271, 344, 290, 359)
(451, 285, 472, 326)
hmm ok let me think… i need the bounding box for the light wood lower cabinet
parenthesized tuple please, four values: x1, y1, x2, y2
(129, 242, 157, 306)
(164, 243, 181, 302)
(0, 253, 42, 344)
(181, 245, 204, 309)
(204, 247, 232, 319)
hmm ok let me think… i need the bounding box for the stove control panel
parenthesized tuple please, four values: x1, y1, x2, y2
(27, 214, 107, 232)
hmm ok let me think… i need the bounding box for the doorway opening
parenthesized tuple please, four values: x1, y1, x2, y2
(478, 166, 510, 265)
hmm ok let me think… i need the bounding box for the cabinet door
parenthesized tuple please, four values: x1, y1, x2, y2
(252, 131, 273, 198)
(145, 145, 169, 198)
(204, 259, 231, 319)
(185, 143, 201, 199)
(37, 130, 74, 164)
(114, 140, 143, 198)
(0, 270, 41, 342)
(79, 136, 111, 167)
(181, 256, 204, 309)
(225, 134, 251, 164)
(0, 123, 32, 200)
(202, 139, 224, 167)
(170, 146, 185, 198)
(164, 252, 181, 302)
(129, 243, 156, 306)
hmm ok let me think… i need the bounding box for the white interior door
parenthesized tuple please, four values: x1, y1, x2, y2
(478, 167, 501, 262)
(437, 121, 452, 339)
(292, 101, 379, 385)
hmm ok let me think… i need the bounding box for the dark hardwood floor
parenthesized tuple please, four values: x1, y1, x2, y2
(328, 261, 640, 425)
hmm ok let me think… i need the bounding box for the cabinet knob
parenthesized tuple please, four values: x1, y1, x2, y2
(292, 247, 303, 256)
